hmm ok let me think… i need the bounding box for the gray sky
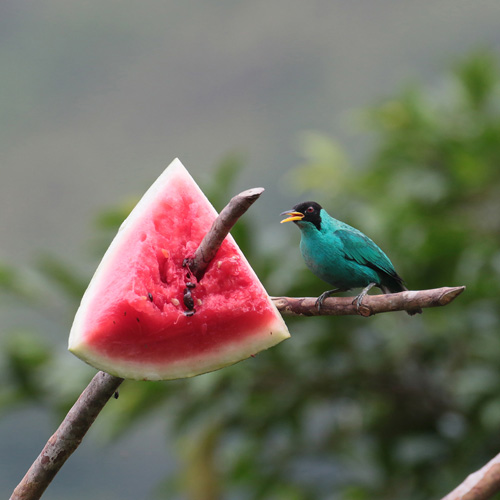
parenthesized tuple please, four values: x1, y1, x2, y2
(2, 1, 500, 266)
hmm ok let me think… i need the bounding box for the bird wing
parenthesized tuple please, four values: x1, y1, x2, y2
(335, 229, 399, 279)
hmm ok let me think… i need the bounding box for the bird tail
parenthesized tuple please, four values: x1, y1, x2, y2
(380, 282, 423, 316)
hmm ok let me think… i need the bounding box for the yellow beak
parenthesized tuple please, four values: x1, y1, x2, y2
(280, 211, 304, 223)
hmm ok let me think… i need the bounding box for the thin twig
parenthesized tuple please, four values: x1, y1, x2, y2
(10, 187, 263, 500)
(272, 286, 465, 316)
(187, 187, 264, 281)
(441, 451, 500, 500)
(10, 372, 123, 500)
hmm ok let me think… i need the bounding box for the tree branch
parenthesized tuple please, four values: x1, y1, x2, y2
(441, 451, 500, 500)
(10, 372, 123, 500)
(10, 186, 263, 500)
(187, 187, 264, 281)
(10, 182, 468, 500)
(272, 286, 465, 316)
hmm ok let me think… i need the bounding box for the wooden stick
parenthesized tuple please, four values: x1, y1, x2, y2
(9, 186, 263, 500)
(272, 286, 465, 316)
(187, 187, 264, 281)
(10, 372, 123, 500)
(441, 451, 500, 500)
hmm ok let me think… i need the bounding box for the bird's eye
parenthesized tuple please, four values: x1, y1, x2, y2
(306, 206, 314, 214)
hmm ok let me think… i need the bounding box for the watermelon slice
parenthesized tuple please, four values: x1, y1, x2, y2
(69, 158, 290, 381)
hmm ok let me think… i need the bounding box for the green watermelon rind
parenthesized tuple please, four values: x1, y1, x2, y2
(68, 158, 290, 381)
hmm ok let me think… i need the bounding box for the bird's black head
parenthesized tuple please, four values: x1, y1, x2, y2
(280, 201, 323, 231)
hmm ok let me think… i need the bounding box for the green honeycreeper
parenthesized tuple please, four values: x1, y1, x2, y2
(280, 201, 422, 315)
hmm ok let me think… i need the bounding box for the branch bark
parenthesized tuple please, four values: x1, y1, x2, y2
(272, 286, 465, 316)
(441, 452, 500, 500)
(187, 187, 264, 281)
(10, 372, 123, 500)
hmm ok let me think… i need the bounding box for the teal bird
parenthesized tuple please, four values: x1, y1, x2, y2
(280, 201, 421, 315)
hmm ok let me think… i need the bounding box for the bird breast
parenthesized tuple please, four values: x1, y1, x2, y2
(299, 231, 380, 289)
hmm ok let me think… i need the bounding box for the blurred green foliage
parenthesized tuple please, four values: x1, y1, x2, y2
(2, 51, 500, 499)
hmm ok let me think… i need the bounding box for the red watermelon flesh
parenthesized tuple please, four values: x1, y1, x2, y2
(69, 158, 290, 380)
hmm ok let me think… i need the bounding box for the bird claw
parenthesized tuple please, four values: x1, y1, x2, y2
(352, 294, 365, 312)
(315, 288, 347, 312)
(315, 292, 328, 311)
(352, 295, 361, 309)
(352, 282, 377, 314)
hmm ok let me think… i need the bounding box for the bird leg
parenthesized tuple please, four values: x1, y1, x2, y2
(316, 288, 348, 311)
(352, 282, 377, 312)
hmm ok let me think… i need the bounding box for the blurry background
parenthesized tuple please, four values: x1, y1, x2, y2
(2, 2, 500, 499)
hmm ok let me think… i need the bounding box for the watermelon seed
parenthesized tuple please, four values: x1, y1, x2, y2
(183, 287, 195, 310)
(171, 298, 180, 306)
(123, 311, 127, 316)
(113, 321, 116, 324)
(147, 292, 153, 302)
(186, 282, 196, 288)
(136, 317, 140, 323)
(184, 310, 195, 317)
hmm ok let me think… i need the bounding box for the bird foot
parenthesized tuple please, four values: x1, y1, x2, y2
(315, 288, 347, 311)
(352, 282, 377, 313)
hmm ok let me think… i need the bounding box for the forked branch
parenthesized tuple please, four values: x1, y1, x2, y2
(10, 187, 264, 500)
(10, 184, 467, 500)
